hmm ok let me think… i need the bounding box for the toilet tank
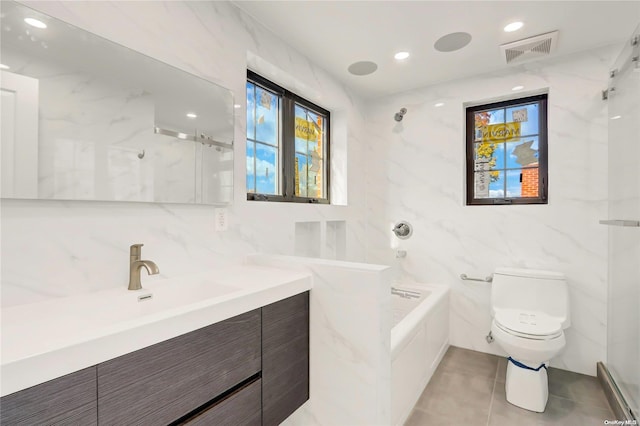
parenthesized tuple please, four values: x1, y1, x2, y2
(491, 267, 570, 328)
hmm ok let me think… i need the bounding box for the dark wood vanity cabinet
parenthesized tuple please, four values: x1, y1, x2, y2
(180, 378, 262, 426)
(97, 309, 262, 425)
(262, 292, 310, 426)
(0, 291, 309, 426)
(0, 367, 98, 426)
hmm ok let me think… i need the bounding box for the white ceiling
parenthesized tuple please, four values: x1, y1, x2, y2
(234, 1, 640, 99)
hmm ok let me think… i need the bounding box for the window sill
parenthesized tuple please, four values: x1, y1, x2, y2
(247, 194, 329, 204)
(466, 198, 548, 205)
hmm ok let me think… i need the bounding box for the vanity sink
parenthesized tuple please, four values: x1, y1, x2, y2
(109, 274, 243, 320)
(1, 264, 312, 396)
(130, 276, 240, 310)
(2, 276, 240, 357)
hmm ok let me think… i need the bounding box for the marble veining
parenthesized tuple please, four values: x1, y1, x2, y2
(364, 46, 617, 376)
(2, 0, 622, 385)
(2, 0, 368, 307)
(250, 255, 392, 426)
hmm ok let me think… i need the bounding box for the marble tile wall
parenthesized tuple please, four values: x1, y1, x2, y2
(1, 0, 368, 307)
(2, 0, 625, 382)
(364, 46, 618, 376)
(248, 254, 392, 426)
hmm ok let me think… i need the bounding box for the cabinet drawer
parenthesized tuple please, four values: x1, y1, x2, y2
(0, 367, 97, 426)
(97, 309, 261, 425)
(181, 378, 262, 426)
(262, 292, 309, 426)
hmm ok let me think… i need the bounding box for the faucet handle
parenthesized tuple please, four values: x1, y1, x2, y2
(130, 243, 144, 258)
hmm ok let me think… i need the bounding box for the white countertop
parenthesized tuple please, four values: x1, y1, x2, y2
(0, 264, 312, 397)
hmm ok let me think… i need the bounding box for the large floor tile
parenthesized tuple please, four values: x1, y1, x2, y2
(438, 346, 500, 379)
(547, 367, 611, 410)
(540, 395, 615, 426)
(404, 407, 488, 426)
(409, 347, 614, 426)
(414, 368, 494, 423)
(495, 356, 508, 384)
(489, 386, 614, 426)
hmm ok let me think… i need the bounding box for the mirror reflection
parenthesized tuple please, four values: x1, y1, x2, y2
(0, 2, 234, 204)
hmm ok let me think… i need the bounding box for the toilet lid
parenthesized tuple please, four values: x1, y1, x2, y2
(495, 309, 562, 338)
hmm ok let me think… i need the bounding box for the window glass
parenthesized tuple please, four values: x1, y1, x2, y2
(246, 141, 255, 193)
(467, 94, 547, 205)
(247, 71, 329, 203)
(254, 86, 278, 145)
(255, 143, 278, 195)
(294, 103, 325, 199)
(506, 136, 539, 169)
(246, 82, 255, 141)
(246, 78, 281, 196)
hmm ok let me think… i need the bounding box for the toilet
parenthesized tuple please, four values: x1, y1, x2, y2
(490, 267, 570, 413)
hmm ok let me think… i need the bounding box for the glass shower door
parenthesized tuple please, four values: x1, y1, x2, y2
(606, 24, 640, 419)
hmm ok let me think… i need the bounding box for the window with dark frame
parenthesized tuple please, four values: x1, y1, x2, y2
(246, 70, 330, 203)
(466, 94, 548, 205)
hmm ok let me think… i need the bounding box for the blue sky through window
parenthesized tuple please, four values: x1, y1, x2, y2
(474, 101, 541, 200)
(246, 81, 279, 195)
(255, 143, 277, 194)
(246, 142, 255, 192)
(506, 170, 523, 197)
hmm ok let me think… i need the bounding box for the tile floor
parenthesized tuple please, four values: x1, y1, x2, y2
(405, 346, 615, 426)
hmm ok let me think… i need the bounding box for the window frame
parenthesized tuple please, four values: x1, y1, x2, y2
(246, 70, 330, 204)
(465, 94, 548, 206)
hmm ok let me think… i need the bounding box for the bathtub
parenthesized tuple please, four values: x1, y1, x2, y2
(391, 283, 450, 426)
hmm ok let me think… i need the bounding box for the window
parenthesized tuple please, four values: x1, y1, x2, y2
(466, 94, 548, 205)
(246, 71, 329, 203)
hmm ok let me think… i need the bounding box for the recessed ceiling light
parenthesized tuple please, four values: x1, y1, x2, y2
(512, 85, 524, 91)
(504, 21, 524, 33)
(434, 102, 444, 107)
(394, 51, 410, 60)
(24, 18, 47, 29)
(234, 104, 241, 109)
(186, 113, 197, 118)
(347, 61, 378, 76)
(0, 64, 9, 70)
(610, 115, 622, 120)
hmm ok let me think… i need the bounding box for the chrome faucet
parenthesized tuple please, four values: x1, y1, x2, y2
(128, 244, 159, 291)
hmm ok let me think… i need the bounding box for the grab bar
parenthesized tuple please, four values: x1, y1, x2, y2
(460, 274, 493, 283)
(599, 219, 640, 227)
(154, 127, 233, 149)
(391, 287, 421, 299)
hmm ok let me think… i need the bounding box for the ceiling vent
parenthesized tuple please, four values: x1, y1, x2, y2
(500, 31, 559, 64)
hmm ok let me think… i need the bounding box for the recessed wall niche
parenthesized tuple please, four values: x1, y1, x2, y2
(326, 220, 347, 260)
(294, 221, 321, 258)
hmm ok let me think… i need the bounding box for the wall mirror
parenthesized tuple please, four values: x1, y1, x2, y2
(0, 2, 234, 204)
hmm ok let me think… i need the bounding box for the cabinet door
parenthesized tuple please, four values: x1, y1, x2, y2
(97, 309, 261, 425)
(262, 292, 310, 426)
(181, 378, 262, 426)
(0, 367, 97, 426)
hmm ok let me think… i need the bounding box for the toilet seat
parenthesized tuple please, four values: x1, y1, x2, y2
(494, 309, 563, 340)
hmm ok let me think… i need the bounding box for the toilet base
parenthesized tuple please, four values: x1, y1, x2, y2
(504, 359, 549, 413)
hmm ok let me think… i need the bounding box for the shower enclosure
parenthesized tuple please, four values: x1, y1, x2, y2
(602, 24, 640, 420)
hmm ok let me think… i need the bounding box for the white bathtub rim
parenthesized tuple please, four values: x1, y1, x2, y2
(391, 283, 449, 360)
